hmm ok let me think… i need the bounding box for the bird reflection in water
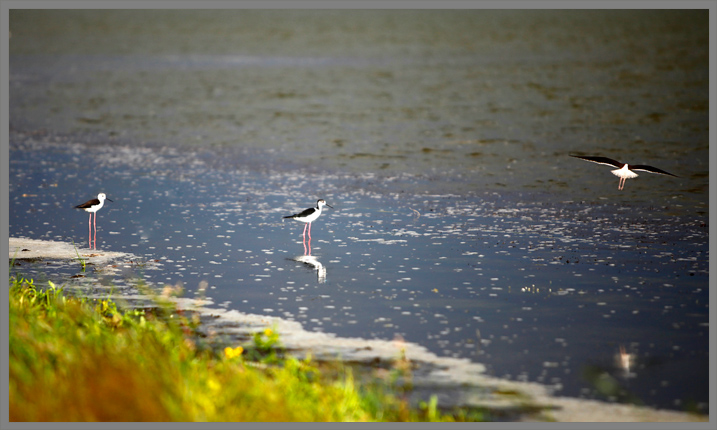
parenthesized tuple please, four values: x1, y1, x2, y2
(303, 231, 311, 256)
(288, 233, 327, 283)
(292, 254, 327, 284)
(616, 345, 636, 379)
(284, 199, 333, 283)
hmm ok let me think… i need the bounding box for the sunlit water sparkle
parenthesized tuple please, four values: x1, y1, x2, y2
(9, 138, 708, 413)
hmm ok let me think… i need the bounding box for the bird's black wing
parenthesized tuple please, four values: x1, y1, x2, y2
(570, 155, 625, 168)
(75, 199, 100, 209)
(630, 165, 679, 177)
(284, 207, 316, 219)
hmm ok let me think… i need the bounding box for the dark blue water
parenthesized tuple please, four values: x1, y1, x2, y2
(9, 136, 709, 413)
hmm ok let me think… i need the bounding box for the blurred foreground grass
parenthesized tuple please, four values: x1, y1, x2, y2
(9, 275, 486, 422)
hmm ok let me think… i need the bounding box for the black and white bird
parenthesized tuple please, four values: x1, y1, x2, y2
(570, 155, 679, 190)
(75, 192, 113, 249)
(283, 199, 333, 238)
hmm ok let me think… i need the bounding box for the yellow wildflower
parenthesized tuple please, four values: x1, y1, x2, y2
(224, 346, 243, 359)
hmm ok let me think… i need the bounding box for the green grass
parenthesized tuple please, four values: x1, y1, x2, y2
(9, 275, 486, 422)
(70, 240, 87, 271)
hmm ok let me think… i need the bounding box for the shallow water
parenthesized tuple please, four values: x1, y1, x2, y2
(8, 10, 709, 414)
(9, 137, 709, 412)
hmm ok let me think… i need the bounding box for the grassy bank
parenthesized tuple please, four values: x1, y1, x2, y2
(8, 275, 486, 422)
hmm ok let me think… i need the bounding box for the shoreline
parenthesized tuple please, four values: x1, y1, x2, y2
(8, 237, 708, 423)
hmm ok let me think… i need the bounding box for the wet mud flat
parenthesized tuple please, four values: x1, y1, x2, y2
(9, 237, 161, 297)
(7, 237, 707, 423)
(9, 10, 709, 214)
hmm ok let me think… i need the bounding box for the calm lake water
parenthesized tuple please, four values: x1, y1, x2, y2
(8, 10, 709, 413)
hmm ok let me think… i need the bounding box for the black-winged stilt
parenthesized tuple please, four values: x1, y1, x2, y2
(283, 199, 333, 240)
(75, 192, 112, 249)
(570, 155, 678, 190)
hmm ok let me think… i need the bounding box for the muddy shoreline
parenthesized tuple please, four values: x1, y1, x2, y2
(8, 237, 708, 423)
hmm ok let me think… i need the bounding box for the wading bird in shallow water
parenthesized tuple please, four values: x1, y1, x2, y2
(283, 199, 333, 254)
(570, 155, 679, 190)
(75, 192, 113, 250)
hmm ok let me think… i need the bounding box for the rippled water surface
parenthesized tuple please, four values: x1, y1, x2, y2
(8, 10, 709, 413)
(9, 137, 709, 412)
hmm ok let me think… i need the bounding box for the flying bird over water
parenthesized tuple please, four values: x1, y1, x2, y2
(570, 155, 679, 190)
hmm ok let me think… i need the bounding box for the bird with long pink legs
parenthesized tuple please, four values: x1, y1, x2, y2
(75, 192, 113, 250)
(283, 199, 333, 255)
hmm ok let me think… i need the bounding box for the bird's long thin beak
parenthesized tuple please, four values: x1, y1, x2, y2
(326, 203, 333, 209)
(106, 198, 113, 202)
